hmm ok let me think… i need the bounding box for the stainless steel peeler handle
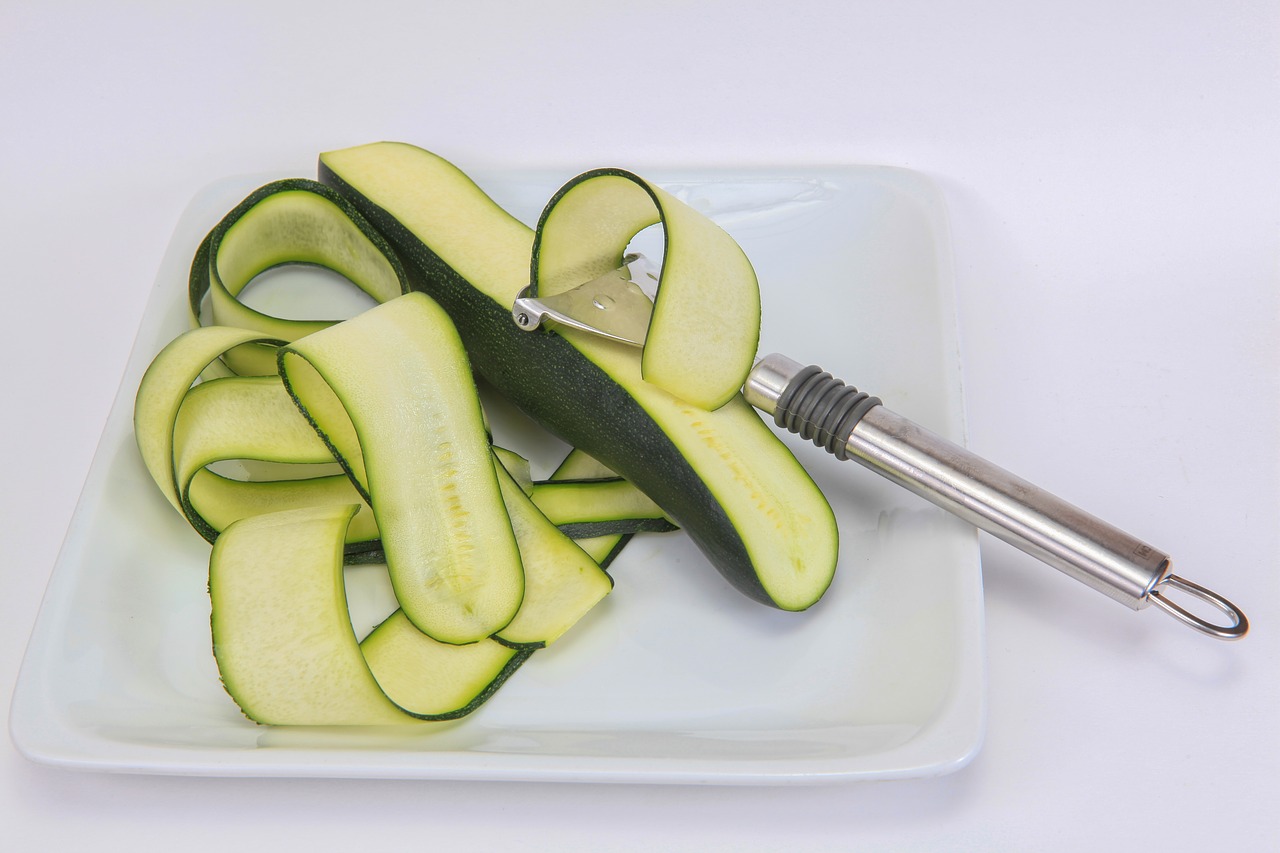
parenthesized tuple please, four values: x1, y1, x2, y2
(745, 353, 1248, 640)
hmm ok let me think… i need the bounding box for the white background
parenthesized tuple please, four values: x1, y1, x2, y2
(2, 1, 1276, 850)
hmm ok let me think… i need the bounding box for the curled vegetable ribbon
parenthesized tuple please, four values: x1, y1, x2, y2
(137, 178, 675, 724)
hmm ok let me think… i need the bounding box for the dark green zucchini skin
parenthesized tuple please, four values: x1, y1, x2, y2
(319, 164, 781, 608)
(556, 517, 679, 539)
(591, 534, 634, 573)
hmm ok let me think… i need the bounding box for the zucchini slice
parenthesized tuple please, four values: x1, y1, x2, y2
(172, 374, 347, 539)
(532, 169, 760, 410)
(491, 445, 534, 495)
(548, 447, 618, 481)
(135, 325, 284, 516)
(277, 292, 525, 645)
(542, 449, 634, 567)
(134, 325, 380, 550)
(189, 178, 410, 377)
(318, 142, 839, 611)
(211, 504, 408, 725)
(489, 460, 613, 648)
(211, 504, 531, 724)
(359, 611, 531, 718)
(529, 478, 676, 539)
(186, 468, 379, 551)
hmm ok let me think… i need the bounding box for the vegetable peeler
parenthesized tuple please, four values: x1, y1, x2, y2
(513, 254, 1249, 640)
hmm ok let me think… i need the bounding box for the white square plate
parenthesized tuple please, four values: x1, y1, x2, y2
(10, 163, 984, 784)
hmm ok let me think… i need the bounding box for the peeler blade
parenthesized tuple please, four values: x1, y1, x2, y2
(512, 254, 659, 346)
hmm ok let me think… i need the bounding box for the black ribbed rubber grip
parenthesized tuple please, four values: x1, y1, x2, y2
(773, 365, 881, 461)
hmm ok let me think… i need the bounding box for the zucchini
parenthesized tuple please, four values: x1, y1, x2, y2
(277, 292, 525, 645)
(359, 610, 531, 719)
(211, 503, 531, 725)
(548, 447, 618, 481)
(187, 468, 377, 549)
(135, 325, 285, 518)
(318, 142, 839, 611)
(542, 449, 634, 568)
(135, 325, 381, 552)
(138, 179, 697, 726)
(488, 460, 613, 648)
(211, 504, 408, 725)
(189, 178, 409, 377)
(530, 478, 676, 539)
(172, 375, 353, 539)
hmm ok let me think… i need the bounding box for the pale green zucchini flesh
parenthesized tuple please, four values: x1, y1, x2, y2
(489, 461, 613, 648)
(135, 325, 285, 518)
(211, 504, 531, 724)
(278, 293, 525, 646)
(187, 468, 379, 549)
(541, 449, 635, 568)
(134, 324, 379, 552)
(359, 611, 531, 718)
(189, 178, 410, 377)
(530, 478, 676, 539)
(211, 504, 408, 725)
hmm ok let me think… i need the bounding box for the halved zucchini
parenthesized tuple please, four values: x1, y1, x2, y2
(318, 142, 839, 611)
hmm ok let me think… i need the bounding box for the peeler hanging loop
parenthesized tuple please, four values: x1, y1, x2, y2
(1147, 574, 1249, 640)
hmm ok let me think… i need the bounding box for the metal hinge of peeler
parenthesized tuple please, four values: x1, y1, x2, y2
(511, 254, 1249, 640)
